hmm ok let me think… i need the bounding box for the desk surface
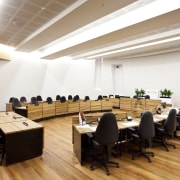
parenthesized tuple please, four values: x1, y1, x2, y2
(0, 111, 18, 117)
(0, 111, 43, 134)
(73, 111, 169, 134)
(0, 120, 43, 134)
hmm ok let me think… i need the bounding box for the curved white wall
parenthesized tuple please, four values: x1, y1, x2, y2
(0, 50, 180, 111)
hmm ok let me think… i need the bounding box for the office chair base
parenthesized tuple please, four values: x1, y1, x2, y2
(132, 151, 154, 163)
(90, 158, 120, 175)
(162, 142, 176, 152)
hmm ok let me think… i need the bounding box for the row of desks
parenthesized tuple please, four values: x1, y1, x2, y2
(0, 111, 44, 165)
(6, 98, 162, 121)
(72, 109, 169, 164)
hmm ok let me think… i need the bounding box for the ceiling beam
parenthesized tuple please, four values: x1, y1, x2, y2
(16, 0, 136, 52)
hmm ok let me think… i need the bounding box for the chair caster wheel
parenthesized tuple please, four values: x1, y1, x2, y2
(106, 171, 110, 175)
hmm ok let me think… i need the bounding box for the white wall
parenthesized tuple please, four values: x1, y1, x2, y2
(103, 51, 180, 107)
(0, 52, 100, 111)
(0, 50, 180, 111)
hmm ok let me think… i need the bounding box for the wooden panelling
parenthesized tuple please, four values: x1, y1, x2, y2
(42, 102, 55, 118)
(109, 98, 120, 108)
(68, 101, 80, 114)
(5, 98, 163, 121)
(145, 99, 162, 114)
(55, 101, 68, 115)
(120, 98, 132, 111)
(26, 103, 43, 120)
(6, 103, 13, 112)
(90, 100, 101, 111)
(80, 100, 91, 112)
(101, 99, 112, 111)
(132, 98, 146, 117)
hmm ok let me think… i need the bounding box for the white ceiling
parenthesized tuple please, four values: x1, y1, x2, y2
(0, 0, 180, 60)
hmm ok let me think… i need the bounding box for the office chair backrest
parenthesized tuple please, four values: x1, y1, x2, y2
(164, 109, 176, 133)
(68, 95, 73, 100)
(84, 96, 90, 101)
(138, 111, 155, 140)
(56, 95, 61, 100)
(12, 98, 21, 108)
(31, 97, 38, 105)
(47, 97, 53, 104)
(97, 95, 103, 100)
(95, 113, 119, 145)
(20, 96, 27, 102)
(9, 97, 15, 103)
(60, 96, 66, 103)
(73, 95, 80, 102)
(145, 95, 150, 99)
(37, 95, 42, 101)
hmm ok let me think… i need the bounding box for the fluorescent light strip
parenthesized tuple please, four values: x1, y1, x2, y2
(41, 0, 180, 57)
(87, 36, 180, 59)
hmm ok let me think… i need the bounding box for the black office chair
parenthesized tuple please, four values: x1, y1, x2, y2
(20, 96, 27, 102)
(85, 112, 120, 175)
(12, 98, 22, 110)
(145, 95, 150, 99)
(68, 95, 73, 100)
(56, 95, 61, 101)
(154, 108, 177, 151)
(175, 114, 180, 139)
(0, 133, 5, 165)
(37, 95, 43, 101)
(97, 95, 103, 100)
(46, 97, 53, 104)
(84, 96, 90, 101)
(60, 96, 66, 103)
(31, 97, 39, 105)
(128, 111, 155, 162)
(9, 97, 15, 103)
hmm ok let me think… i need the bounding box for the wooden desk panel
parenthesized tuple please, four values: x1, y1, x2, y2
(68, 101, 80, 114)
(26, 104, 43, 120)
(80, 100, 91, 112)
(111, 98, 120, 108)
(6, 103, 13, 112)
(90, 100, 101, 112)
(120, 98, 132, 111)
(132, 98, 146, 117)
(42, 102, 55, 118)
(55, 101, 68, 115)
(145, 99, 162, 114)
(101, 99, 112, 111)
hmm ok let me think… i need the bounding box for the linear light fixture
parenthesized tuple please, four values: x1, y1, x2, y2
(40, 0, 180, 58)
(86, 36, 180, 59)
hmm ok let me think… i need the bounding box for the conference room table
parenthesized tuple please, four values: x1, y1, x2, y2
(72, 109, 170, 164)
(0, 111, 44, 165)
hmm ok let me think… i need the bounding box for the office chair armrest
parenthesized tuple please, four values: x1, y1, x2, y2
(127, 127, 136, 132)
(154, 122, 162, 128)
(86, 132, 94, 138)
(131, 133, 139, 139)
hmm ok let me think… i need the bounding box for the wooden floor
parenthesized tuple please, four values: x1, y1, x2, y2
(0, 114, 180, 180)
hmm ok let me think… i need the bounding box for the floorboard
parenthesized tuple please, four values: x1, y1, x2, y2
(0, 114, 180, 180)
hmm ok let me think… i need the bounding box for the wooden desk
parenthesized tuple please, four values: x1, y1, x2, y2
(72, 110, 168, 164)
(0, 113, 44, 165)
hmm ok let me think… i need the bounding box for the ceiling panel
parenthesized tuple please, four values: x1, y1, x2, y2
(0, 0, 179, 60)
